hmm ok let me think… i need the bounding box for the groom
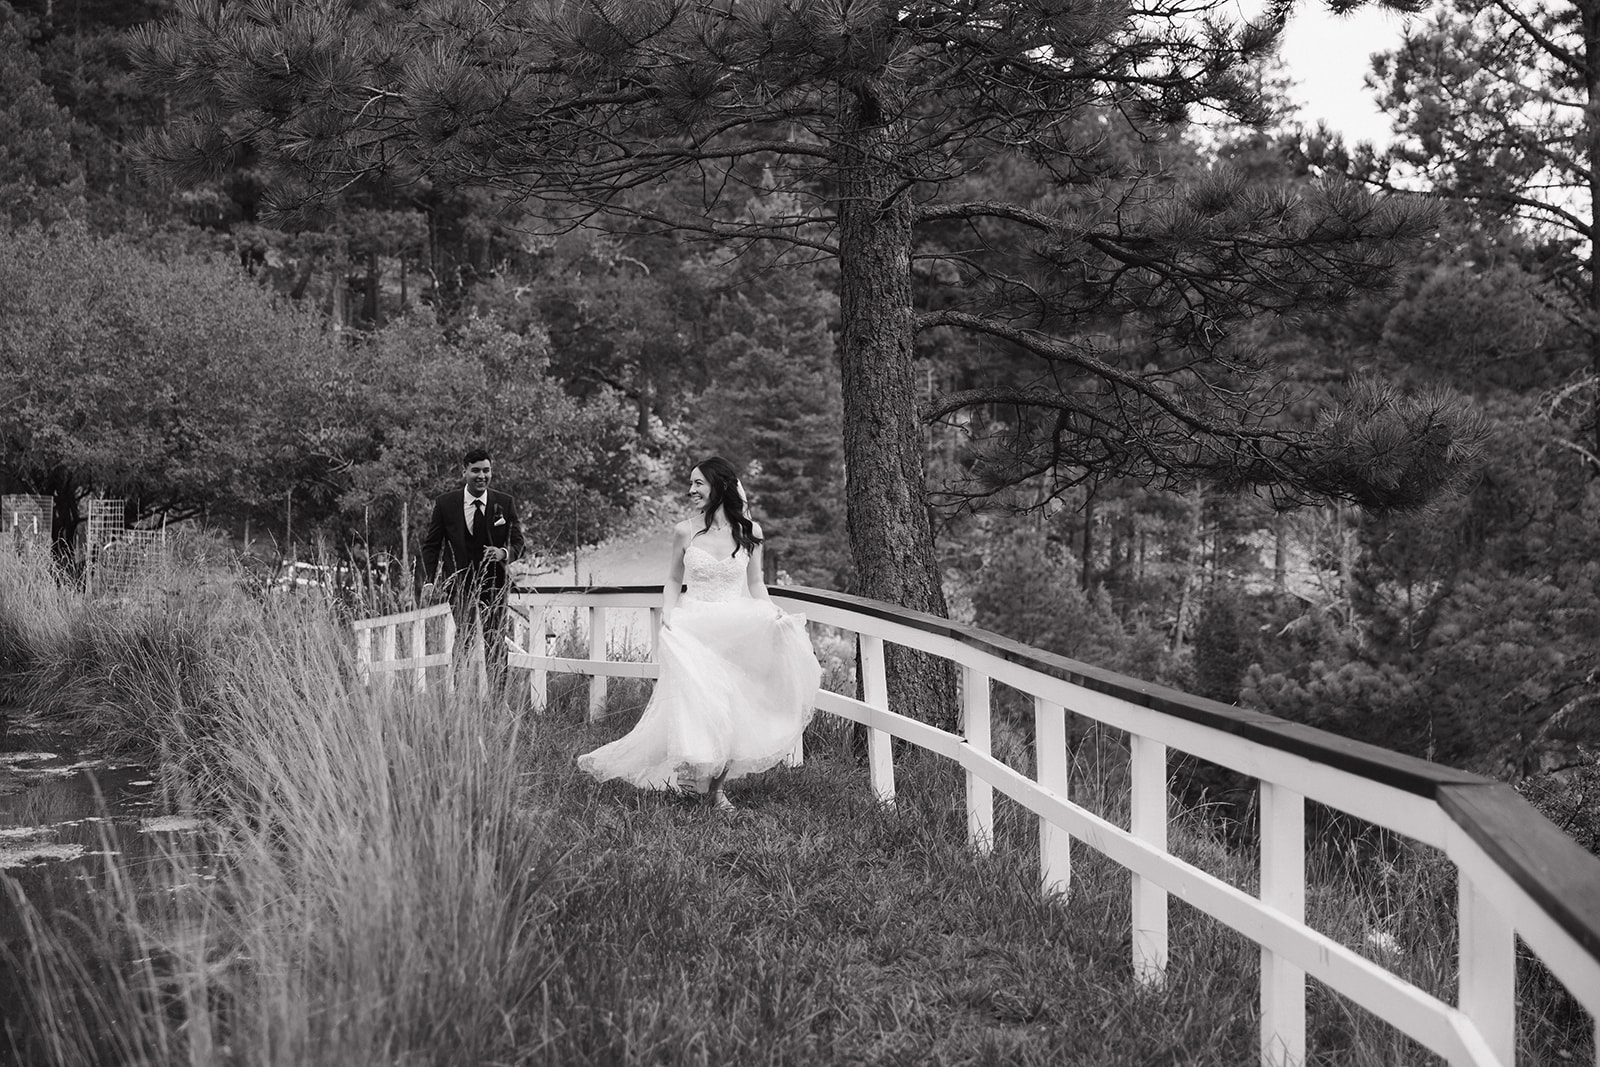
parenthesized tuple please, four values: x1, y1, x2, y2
(421, 447, 525, 686)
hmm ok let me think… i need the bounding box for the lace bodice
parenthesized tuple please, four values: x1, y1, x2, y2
(682, 544, 749, 604)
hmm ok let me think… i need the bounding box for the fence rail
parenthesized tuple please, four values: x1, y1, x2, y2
(353, 583, 1600, 1067)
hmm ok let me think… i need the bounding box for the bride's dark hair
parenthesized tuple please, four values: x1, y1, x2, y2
(694, 456, 762, 557)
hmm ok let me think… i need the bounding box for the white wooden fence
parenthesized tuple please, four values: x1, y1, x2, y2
(353, 583, 1600, 1067)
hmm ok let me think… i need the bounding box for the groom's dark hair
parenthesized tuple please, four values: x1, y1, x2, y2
(462, 446, 492, 466)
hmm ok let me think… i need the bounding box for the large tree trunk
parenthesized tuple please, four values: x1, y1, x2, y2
(1587, 9, 1600, 463)
(836, 96, 956, 731)
(49, 481, 82, 577)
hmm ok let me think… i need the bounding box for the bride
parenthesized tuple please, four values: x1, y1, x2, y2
(577, 456, 823, 810)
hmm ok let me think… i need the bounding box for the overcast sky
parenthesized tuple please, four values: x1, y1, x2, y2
(1275, 3, 1420, 147)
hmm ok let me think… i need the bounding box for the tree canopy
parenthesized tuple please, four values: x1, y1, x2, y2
(0, 224, 638, 560)
(1317, 0, 1600, 462)
(135, 0, 1481, 722)
(1, 0, 1593, 843)
(0, 225, 336, 538)
(0, 3, 84, 229)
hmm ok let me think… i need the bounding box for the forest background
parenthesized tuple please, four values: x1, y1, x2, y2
(1, 0, 1596, 845)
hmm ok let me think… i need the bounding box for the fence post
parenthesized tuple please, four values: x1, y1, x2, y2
(962, 665, 994, 853)
(356, 626, 373, 686)
(1129, 733, 1169, 986)
(1260, 780, 1306, 1067)
(587, 604, 607, 721)
(1035, 697, 1071, 898)
(860, 633, 895, 804)
(1459, 874, 1515, 1065)
(471, 616, 488, 698)
(377, 623, 397, 693)
(443, 612, 458, 692)
(785, 628, 805, 768)
(510, 606, 526, 653)
(528, 604, 548, 710)
(410, 615, 427, 693)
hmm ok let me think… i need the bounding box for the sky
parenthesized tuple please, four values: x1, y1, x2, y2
(1273, 4, 1423, 147)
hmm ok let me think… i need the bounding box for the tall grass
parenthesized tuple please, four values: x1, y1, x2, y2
(0, 546, 77, 707)
(4, 544, 563, 1065)
(1, 530, 273, 756)
(2, 544, 1593, 1064)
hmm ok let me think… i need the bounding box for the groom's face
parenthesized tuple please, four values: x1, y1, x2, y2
(463, 459, 493, 496)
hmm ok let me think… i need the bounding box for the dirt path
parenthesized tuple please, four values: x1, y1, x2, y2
(514, 513, 675, 589)
(566, 525, 667, 587)
(509, 521, 677, 650)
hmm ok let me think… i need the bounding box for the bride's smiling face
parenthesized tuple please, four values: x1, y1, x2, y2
(688, 468, 710, 511)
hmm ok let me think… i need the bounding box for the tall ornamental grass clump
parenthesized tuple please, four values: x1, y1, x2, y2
(0, 530, 268, 756)
(4, 545, 568, 1066)
(0, 546, 79, 707)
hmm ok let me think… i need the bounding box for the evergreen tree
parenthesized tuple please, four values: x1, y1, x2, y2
(0, 2, 84, 228)
(1192, 589, 1252, 704)
(971, 522, 1184, 686)
(1245, 405, 1600, 773)
(467, 225, 717, 439)
(1318, 0, 1600, 460)
(136, 0, 1475, 725)
(689, 248, 849, 589)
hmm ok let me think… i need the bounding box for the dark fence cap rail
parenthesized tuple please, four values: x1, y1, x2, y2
(1439, 783, 1600, 961)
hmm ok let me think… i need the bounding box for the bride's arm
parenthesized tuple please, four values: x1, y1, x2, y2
(661, 522, 691, 627)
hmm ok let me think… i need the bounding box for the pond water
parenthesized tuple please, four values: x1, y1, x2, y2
(0, 715, 208, 1064)
(0, 735, 195, 867)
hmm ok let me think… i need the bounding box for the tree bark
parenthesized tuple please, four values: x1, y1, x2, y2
(49, 481, 82, 575)
(836, 91, 956, 731)
(1272, 512, 1286, 590)
(363, 250, 380, 327)
(1586, 2, 1600, 461)
(1081, 491, 1095, 592)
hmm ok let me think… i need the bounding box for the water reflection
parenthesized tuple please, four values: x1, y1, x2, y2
(1, 748, 167, 856)
(1, 733, 208, 1065)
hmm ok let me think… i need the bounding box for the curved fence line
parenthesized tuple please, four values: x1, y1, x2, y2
(353, 584, 1600, 1067)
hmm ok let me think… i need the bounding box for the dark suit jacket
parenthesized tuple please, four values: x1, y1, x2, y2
(420, 487, 525, 595)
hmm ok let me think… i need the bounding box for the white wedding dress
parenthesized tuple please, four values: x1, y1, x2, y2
(576, 544, 822, 790)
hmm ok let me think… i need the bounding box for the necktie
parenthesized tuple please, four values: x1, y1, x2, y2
(471, 499, 486, 544)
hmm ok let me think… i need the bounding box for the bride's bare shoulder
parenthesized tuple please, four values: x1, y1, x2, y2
(670, 519, 697, 543)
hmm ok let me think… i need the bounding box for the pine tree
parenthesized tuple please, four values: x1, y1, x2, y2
(1193, 590, 1252, 704)
(136, 0, 1474, 724)
(1321, 0, 1600, 461)
(691, 250, 849, 588)
(0, 2, 84, 228)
